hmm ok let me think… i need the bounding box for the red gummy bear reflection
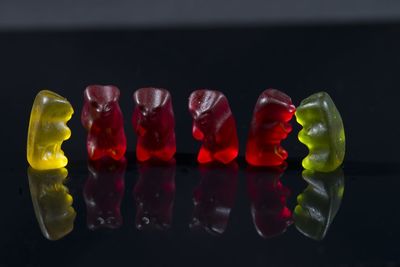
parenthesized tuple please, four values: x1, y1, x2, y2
(133, 160, 176, 230)
(190, 162, 238, 235)
(246, 89, 296, 167)
(132, 88, 176, 162)
(81, 85, 127, 160)
(83, 157, 126, 230)
(188, 90, 239, 164)
(246, 163, 293, 238)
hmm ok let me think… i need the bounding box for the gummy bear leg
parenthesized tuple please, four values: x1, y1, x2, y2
(213, 146, 238, 164)
(153, 146, 175, 162)
(136, 144, 151, 162)
(197, 147, 213, 164)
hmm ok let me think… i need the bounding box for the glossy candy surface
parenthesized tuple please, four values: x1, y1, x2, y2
(190, 162, 238, 235)
(81, 85, 126, 160)
(246, 164, 293, 238)
(132, 88, 176, 162)
(83, 157, 126, 230)
(27, 90, 73, 170)
(294, 168, 344, 240)
(28, 167, 76, 240)
(246, 89, 296, 166)
(295, 92, 345, 172)
(188, 90, 239, 164)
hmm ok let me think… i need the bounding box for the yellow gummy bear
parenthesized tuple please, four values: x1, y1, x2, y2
(28, 167, 76, 241)
(27, 90, 74, 170)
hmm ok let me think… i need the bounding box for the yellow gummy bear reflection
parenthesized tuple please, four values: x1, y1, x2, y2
(27, 90, 74, 170)
(28, 167, 76, 241)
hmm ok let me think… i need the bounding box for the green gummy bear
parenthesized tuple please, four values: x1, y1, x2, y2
(295, 92, 345, 172)
(294, 168, 344, 241)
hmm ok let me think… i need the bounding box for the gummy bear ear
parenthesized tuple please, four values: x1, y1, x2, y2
(189, 89, 224, 117)
(85, 85, 120, 103)
(134, 87, 170, 110)
(108, 86, 120, 102)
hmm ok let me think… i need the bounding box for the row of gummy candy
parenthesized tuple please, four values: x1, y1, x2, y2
(26, 86, 345, 172)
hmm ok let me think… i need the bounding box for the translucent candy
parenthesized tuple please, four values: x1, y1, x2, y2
(82, 85, 126, 160)
(188, 90, 239, 164)
(246, 89, 296, 166)
(27, 90, 73, 170)
(295, 92, 345, 172)
(132, 88, 176, 162)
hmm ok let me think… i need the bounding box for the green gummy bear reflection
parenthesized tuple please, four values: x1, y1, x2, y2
(295, 92, 345, 172)
(294, 168, 344, 241)
(28, 167, 76, 241)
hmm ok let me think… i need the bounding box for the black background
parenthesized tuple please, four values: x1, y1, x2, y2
(1, 23, 400, 266)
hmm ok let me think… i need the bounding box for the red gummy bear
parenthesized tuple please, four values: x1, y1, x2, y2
(188, 90, 239, 164)
(132, 88, 176, 162)
(133, 160, 176, 230)
(81, 85, 127, 160)
(190, 162, 238, 235)
(83, 157, 126, 230)
(246, 89, 296, 167)
(246, 163, 293, 238)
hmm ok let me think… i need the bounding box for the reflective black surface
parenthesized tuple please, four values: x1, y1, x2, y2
(2, 24, 400, 266)
(2, 155, 400, 266)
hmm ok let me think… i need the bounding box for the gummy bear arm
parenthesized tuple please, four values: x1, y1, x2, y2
(132, 109, 143, 135)
(81, 104, 92, 130)
(192, 124, 204, 141)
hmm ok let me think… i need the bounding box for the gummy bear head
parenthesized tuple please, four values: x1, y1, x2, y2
(254, 89, 296, 123)
(84, 85, 120, 115)
(38, 90, 74, 121)
(188, 89, 231, 133)
(133, 87, 173, 128)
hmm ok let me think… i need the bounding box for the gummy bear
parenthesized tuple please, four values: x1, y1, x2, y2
(83, 157, 126, 230)
(27, 90, 74, 170)
(295, 92, 345, 172)
(190, 162, 238, 235)
(81, 85, 127, 160)
(246, 164, 293, 238)
(294, 167, 344, 240)
(28, 167, 76, 240)
(133, 159, 176, 230)
(246, 89, 296, 167)
(132, 88, 176, 162)
(188, 90, 239, 164)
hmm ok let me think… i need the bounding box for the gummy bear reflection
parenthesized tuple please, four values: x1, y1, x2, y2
(246, 164, 293, 238)
(28, 167, 76, 240)
(294, 167, 344, 240)
(83, 157, 126, 230)
(134, 160, 176, 230)
(190, 162, 238, 235)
